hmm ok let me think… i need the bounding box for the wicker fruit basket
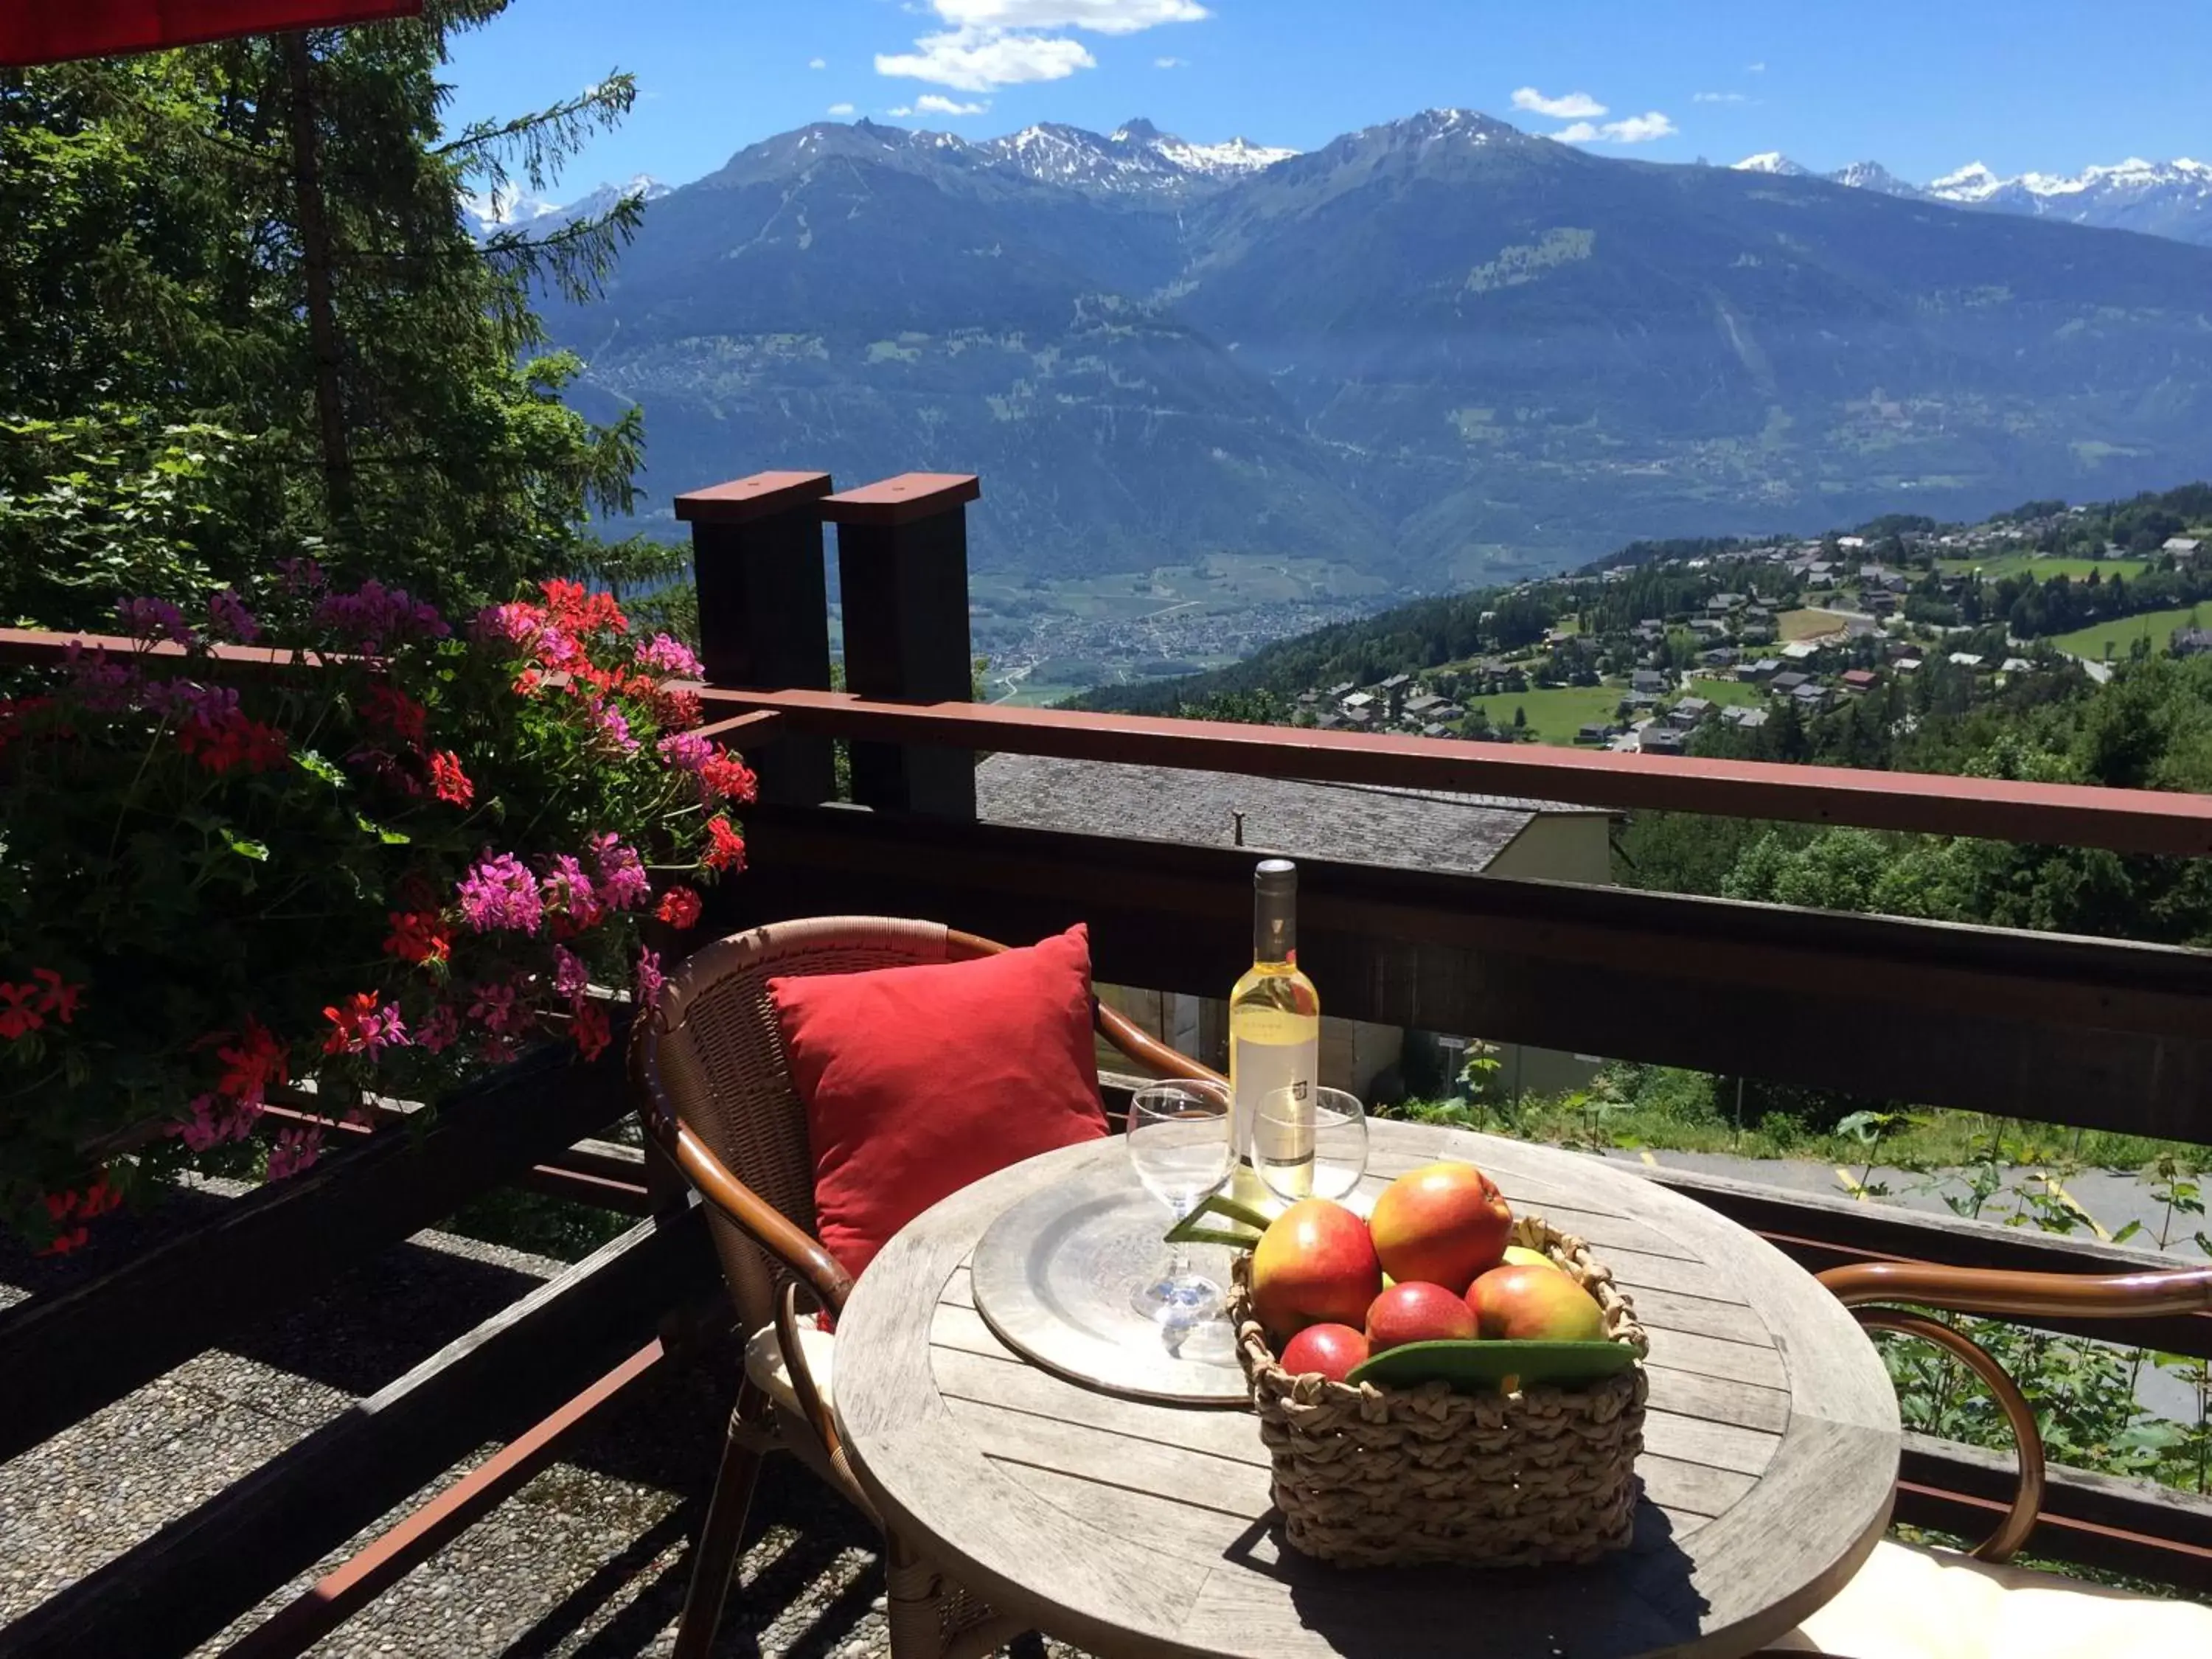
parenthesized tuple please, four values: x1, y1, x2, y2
(1229, 1214, 1649, 1568)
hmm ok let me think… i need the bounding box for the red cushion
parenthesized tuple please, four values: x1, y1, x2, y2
(769, 924, 1110, 1286)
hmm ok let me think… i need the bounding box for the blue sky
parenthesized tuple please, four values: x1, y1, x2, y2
(444, 1, 2212, 197)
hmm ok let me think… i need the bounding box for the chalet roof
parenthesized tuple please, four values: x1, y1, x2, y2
(975, 755, 1609, 879)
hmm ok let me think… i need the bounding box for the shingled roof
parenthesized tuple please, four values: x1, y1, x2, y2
(974, 754, 1609, 877)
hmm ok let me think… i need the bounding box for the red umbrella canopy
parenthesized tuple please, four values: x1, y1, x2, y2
(1, 1, 423, 66)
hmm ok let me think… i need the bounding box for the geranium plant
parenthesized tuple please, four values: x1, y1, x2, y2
(0, 570, 752, 1251)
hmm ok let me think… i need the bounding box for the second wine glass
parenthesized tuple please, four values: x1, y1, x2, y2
(1253, 1085, 1368, 1206)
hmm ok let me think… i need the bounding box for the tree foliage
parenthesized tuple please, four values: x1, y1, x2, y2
(0, 4, 646, 627)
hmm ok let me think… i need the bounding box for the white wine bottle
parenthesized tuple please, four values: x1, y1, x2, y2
(1228, 858, 1320, 1209)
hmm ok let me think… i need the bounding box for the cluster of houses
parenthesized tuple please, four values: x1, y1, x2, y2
(1270, 512, 2208, 755)
(1298, 674, 1470, 739)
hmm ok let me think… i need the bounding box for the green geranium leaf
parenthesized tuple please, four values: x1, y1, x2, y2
(295, 750, 347, 787)
(222, 830, 270, 861)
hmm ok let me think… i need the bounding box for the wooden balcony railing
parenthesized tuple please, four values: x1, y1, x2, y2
(2, 467, 2210, 1659)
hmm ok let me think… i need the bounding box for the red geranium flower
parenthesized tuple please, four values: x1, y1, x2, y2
(383, 910, 453, 967)
(703, 815, 746, 873)
(655, 886, 703, 930)
(569, 1001, 613, 1062)
(700, 749, 759, 806)
(428, 750, 474, 808)
(540, 579, 627, 637)
(361, 683, 428, 747)
(322, 991, 407, 1057)
(0, 982, 44, 1041)
(215, 1016, 289, 1100)
(30, 967, 82, 1025)
(177, 709, 289, 775)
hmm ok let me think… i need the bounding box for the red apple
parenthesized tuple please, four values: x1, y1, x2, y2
(1368, 1161, 1514, 1290)
(1250, 1198, 1383, 1339)
(1467, 1262, 1607, 1342)
(1364, 1280, 1479, 1352)
(1279, 1322, 1370, 1383)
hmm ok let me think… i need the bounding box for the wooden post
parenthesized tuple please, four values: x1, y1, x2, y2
(822, 473, 981, 818)
(673, 470, 837, 806)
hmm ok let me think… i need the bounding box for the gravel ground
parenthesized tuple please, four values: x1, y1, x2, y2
(1, 1203, 1085, 1658)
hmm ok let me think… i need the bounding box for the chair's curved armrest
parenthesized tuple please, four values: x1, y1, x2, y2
(669, 1121, 854, 1315)
(1820, 1260, 2212, 1319)
(778, 1278, 841, 1458)
(1093, 1000, 1228, 1089)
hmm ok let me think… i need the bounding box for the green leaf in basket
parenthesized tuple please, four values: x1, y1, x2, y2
(1164, 1191, 1273, 1248)
(1345, 1338, 1638, 1394)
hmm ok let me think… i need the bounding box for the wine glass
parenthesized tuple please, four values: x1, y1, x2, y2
(1253, 1085, 1368, 1206)
(1126, 1081, 1234, 1324)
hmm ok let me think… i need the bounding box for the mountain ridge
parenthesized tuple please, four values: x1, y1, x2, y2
(534, 108, 2212, 581)
(1733, 151, 2212, 243)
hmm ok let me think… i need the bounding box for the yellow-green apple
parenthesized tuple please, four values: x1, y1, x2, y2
(1364, 1281, 1479, 1352)
(1501, 1244, 1561, 1273)
(1278, 1323, 1370, 1382)
(1368, 1161, 1513, 1290)
(1467, 1263, 1607, 1341)
(1251, 1198, 1382, 1338)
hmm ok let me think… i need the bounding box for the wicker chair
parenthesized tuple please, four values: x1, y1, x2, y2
(630, 915, 1221, 1659)
(1761, 1259, 2212, 1657)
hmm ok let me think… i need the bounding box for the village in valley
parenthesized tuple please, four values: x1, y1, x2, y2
(1280, 508, 2210, 755)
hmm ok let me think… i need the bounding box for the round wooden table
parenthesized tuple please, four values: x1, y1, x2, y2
(833, 1122, 1901, 1659)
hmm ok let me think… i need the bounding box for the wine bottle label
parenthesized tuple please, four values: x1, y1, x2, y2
(1231, 1023, 1318, 1164)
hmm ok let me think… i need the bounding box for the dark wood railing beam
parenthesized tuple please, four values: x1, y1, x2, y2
(695, 686, 2212, 857)
(734, 803, 2212, 1139)
(675, 470, 838, 805)
(825, 473, 981, 819)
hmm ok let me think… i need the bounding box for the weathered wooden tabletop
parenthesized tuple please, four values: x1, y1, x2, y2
(832, 1122, 1900, 1659)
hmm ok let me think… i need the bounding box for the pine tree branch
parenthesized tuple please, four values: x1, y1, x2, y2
(435, 73, 636, 197)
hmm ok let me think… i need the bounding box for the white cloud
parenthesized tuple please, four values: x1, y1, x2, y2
(1555, 111, 1677, 145)
(809, 57, 827, 69)
(1511, 86, 1606, 121)
(827, 102, 856, 116)
(1746, 60, 1766, 73)
(1155, 55, 1187, 68)
(1694, 91, 1748, 104)
(929, 0, 1207, 32)
(879, 1, 1203, 94)
(877, 28, 1096, 91)
(888, 106, 913, 116)
(915, 93, 990, 114)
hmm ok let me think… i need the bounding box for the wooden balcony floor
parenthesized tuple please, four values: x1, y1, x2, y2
(0, 1198, 1091, 1658)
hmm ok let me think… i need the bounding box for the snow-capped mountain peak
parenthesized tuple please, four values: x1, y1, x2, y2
(1732, 152, 1809, 176)
(1150, 133, 1297, 176)
(462, 174, 669, 240)
(977, 116, 1296, 198)
(1826, 160, 1925, 198)
(1927, 161, 2006, 203)
(1778, 153, 2208, 243)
